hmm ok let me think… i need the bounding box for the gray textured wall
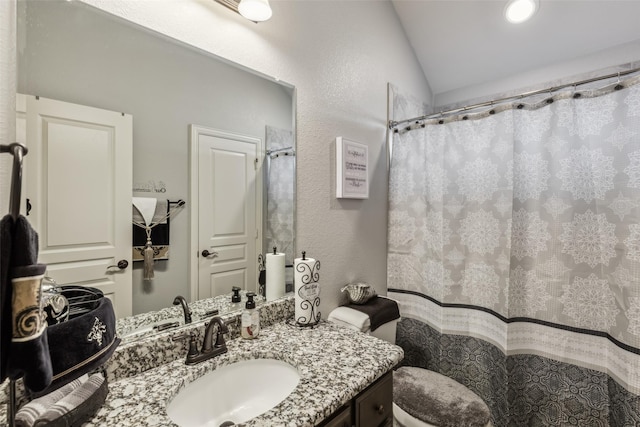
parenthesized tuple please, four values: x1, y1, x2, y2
(77, 0, 433, 318)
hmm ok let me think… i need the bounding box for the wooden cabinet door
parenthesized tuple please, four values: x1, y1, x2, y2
(355, 372, 393, 427)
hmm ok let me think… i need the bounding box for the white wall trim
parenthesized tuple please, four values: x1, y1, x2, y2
(0, 0, 17, 215)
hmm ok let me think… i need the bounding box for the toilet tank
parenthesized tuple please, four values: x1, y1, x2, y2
(371, 318, 399, 345)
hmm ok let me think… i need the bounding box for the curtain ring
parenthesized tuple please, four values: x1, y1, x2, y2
(545, 89, 554, 104)
(572, 84, 582, 99)
(614, 72, 624, 91)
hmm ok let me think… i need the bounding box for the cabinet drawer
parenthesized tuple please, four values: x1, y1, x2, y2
(321, 404, 351, 427)
(355, 372, 393, 427)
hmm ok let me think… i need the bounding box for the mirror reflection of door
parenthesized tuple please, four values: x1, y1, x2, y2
(17, 0, 294, 316)
(19, 95, 133, 318)
(189, 126, 261, 300)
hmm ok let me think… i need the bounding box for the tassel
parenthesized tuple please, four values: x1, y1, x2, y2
(143, 229, 154, 280)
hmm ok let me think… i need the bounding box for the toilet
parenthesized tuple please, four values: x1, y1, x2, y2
(328, 301, 492, 427)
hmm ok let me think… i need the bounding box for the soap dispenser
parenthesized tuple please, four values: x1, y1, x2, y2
(241, 292, 260, 339)
(231, 286, 242, 309)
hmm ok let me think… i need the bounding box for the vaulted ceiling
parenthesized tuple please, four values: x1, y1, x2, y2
(391, 0, 640, 106)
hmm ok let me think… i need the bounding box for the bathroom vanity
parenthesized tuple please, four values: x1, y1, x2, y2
(0, 295, 402, 426)
(320, 371, 393, 427)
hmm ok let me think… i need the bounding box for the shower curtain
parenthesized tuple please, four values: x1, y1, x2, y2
(388, 77, 640, 426)
(265, 125, 295, 278)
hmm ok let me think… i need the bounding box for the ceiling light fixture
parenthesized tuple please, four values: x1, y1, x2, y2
(214, 0, 272, 23)
(238, 0, 272, 22)
(504, 0, 538, 24)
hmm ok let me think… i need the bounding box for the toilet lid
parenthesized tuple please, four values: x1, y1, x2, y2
(393, 367, 491, 427)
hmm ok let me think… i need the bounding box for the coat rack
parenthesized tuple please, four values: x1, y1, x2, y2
(1, 142, 28, 427)
(1, 143, 28, 220)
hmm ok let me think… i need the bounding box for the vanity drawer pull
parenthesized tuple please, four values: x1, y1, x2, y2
(376, 404, 384, 415)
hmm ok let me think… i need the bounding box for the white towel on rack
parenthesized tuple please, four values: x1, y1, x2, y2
(132, 197, 157, 226)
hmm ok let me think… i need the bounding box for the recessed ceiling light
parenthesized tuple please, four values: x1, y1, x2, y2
(504, 0, 538, 24)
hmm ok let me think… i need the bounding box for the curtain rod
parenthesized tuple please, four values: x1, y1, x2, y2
(388, 66, 640, 130)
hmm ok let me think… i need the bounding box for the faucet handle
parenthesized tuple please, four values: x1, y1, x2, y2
(219, 320, 230, 334)
(213, 318, 229, 348)
(173, 332, 199, 359)
(187, 334, 199, 358)
(172, 333, 189, 341)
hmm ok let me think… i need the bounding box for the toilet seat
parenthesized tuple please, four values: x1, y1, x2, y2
(394, 402, 493, 427)
(393, 402, 437, 427)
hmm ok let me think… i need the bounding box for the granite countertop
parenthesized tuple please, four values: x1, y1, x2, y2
(85, 320, 403, 426)
(116, 291, 266, 344)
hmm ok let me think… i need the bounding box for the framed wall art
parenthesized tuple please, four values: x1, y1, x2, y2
(336, 137, 369, 199)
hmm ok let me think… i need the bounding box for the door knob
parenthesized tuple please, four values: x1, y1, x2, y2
(201, 249, 219, 258)
(108, 260, 129, 270)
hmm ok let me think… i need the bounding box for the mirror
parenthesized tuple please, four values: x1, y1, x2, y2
(17, 0, 296, 330)
(116, 290, 268, 344)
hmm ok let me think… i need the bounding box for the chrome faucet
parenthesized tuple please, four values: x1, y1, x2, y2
(173, 295, 192, 324)
(185, 317, 229, 365)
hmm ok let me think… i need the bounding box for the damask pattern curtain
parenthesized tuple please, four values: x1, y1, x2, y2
(388, 77, 640, 425)
(265, 126, 295, 266)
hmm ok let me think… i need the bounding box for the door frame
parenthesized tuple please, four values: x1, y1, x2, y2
(188, 125, 263, 302)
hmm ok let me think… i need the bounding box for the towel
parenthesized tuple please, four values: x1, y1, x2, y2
(344, 296, 400, 332)
(132, 199, 170, 261)
(327, 306, 371, 332)
(15, 372, 108, 427)
(1, 214, 14, 382)
(14, 374, 89, 426)
(36, 297, 120, 396)
(7, 264, 52, 392)
(35, 372, 108, 427)
(4, 215, 52, 392)
(132, 197, 157, 226)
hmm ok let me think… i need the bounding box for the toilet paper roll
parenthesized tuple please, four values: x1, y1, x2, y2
(294, 255, 321, 326)
(266, 251, 286, 301)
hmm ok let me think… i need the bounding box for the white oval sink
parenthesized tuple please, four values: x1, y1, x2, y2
(166, 359, 300, 427)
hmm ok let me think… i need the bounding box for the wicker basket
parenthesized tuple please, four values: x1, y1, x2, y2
(341, 283, 376, 305)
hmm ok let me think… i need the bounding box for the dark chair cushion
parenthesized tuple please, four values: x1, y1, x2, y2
(393, 367, 491, 427)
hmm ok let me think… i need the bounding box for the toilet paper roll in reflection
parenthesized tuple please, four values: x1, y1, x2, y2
(266, 248, 286, 301)
(294, 251, 321, 326)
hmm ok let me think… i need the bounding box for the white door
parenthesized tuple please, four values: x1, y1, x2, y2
(23, 95, 133, 318)
(189, 125, 261, 300)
